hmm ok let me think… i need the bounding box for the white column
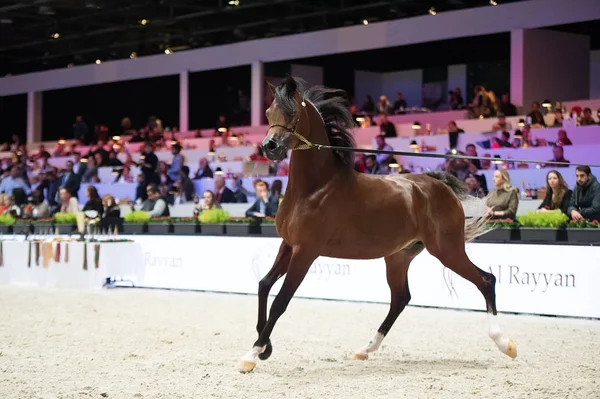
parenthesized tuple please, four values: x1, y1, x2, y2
(510, 29, 525, 108)
(251, 60, 264, 127)
(27, 91, 42, 144)
(179, 70, 189, 133)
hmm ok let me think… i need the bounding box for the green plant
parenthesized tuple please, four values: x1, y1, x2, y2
(517, 210, 568, 228)
(486, 218, 519, 228)
(263, 217, 276, 225)
(53, 212, 77, 224)
(0, 214, 16, 226)
(198, 208, 230, 224)
(124, 211, 151, 223)
(567, 219, 599, 228)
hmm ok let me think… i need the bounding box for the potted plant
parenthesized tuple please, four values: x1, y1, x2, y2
(566, 220, 600, 244)
(53, 212, 77, 235)
(0, 214, 16, 234)
(478, 218, 520, 242)
(517, 210, 568, 242)
(225, 217, 261, 236)
(198, 208, 230, 236)
(261, 217, 279, 237)
(122, 211, 151, 234)
(147, 216, 173, 234)
(171, 217, 199, 235)
(31, 217, 54, 234)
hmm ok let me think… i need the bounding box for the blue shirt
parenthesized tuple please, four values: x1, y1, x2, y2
(259, 200, 266, 214)
(0, 176, 31, 195)
(167, 154, 184, 182)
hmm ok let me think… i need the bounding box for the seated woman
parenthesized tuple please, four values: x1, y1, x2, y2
(269, 179, 284, 205)
(82, 185, 104, 217)
(487, 169, 520, 219)
(246, 181, 278, 219)
(193, 190, 221, 216)
(101, 194, 121, 233)
(537, 170, 572, 215)
(102, 194, 121, 218)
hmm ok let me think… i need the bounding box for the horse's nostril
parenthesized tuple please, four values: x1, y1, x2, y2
(265, 140, 277, 151)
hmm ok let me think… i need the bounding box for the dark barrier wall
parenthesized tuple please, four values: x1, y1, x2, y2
(0, 94, 27, 143)
(42, 75, 179, 141)
(189, 65, 251, 130)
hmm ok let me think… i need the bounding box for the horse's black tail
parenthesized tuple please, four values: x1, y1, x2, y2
(424, 171, 493, 243)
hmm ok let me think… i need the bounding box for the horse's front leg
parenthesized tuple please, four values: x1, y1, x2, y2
(239, 246, 316, 373)
(255, 241, 293, 361)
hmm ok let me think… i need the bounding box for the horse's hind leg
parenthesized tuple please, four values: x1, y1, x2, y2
(353, 242, 424, 360)
(424, 236, 517, 359)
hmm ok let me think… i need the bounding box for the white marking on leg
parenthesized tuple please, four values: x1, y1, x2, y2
(241, 345, 266, 365)
(355, 332, 385, 357)
(487, 312, 509, 353)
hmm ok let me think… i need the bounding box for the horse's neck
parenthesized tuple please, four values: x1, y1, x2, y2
(287, 107, 336, 195)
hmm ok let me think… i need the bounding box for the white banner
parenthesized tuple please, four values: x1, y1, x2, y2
(0, 241, 144, 289)
(131, 236, 600, 319)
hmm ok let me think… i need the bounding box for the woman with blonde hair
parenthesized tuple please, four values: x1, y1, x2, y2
(102, 194, 121, 218)
(537, 170, 572, 215)
(487, 169, 520, 219)
(193, 190, 221, 216)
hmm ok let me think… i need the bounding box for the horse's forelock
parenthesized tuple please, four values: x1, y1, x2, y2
(274, 76, 303, 121)
(282, 75, 297, 94)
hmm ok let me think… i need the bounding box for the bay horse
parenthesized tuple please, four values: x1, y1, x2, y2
(238, 76, 517, 373)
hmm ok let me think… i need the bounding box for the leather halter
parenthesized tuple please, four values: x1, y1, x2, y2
(266, 99, 322, 151)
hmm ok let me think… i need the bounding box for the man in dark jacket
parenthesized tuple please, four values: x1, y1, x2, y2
(140, 142, 159, 186)
(245, 180, 278, 219)
(59, 161, 81, 198)
(568, 165, 600, 222)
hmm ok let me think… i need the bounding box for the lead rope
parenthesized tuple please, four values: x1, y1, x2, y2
(284, 99, 596, 167)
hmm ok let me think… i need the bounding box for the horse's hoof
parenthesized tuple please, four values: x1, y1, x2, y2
(258, 341, 272, 360)
(352, 352, 368, 361)
(238, 361, 256, 373)
(504, 339, 517, 359)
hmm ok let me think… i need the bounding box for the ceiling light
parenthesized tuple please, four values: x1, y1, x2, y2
(428, 7, 436, 15)
(228, 0, 240, 5)
(139, 19, 149, 25)
(164, 48, 172, 54)
(51, 33, 60, 39)
(489, 0, 498, 5)
(95, 59, 102, 64)
(362, 19, 369, 25)
(130, 52, 137, 59)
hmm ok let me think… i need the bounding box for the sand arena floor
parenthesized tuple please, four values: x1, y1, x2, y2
(0, 286, 598, 399)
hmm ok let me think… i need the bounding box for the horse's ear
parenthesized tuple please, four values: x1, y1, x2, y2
(282, 74, 297, 94)
(266, 80, 276, 95)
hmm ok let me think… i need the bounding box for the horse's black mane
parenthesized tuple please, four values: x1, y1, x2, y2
(274, 75, 357, 167)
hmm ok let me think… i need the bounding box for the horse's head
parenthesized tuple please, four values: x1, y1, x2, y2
(262, 76, 308, 161)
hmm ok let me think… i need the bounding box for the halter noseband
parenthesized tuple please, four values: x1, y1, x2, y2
(267, 99, 322, 151)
